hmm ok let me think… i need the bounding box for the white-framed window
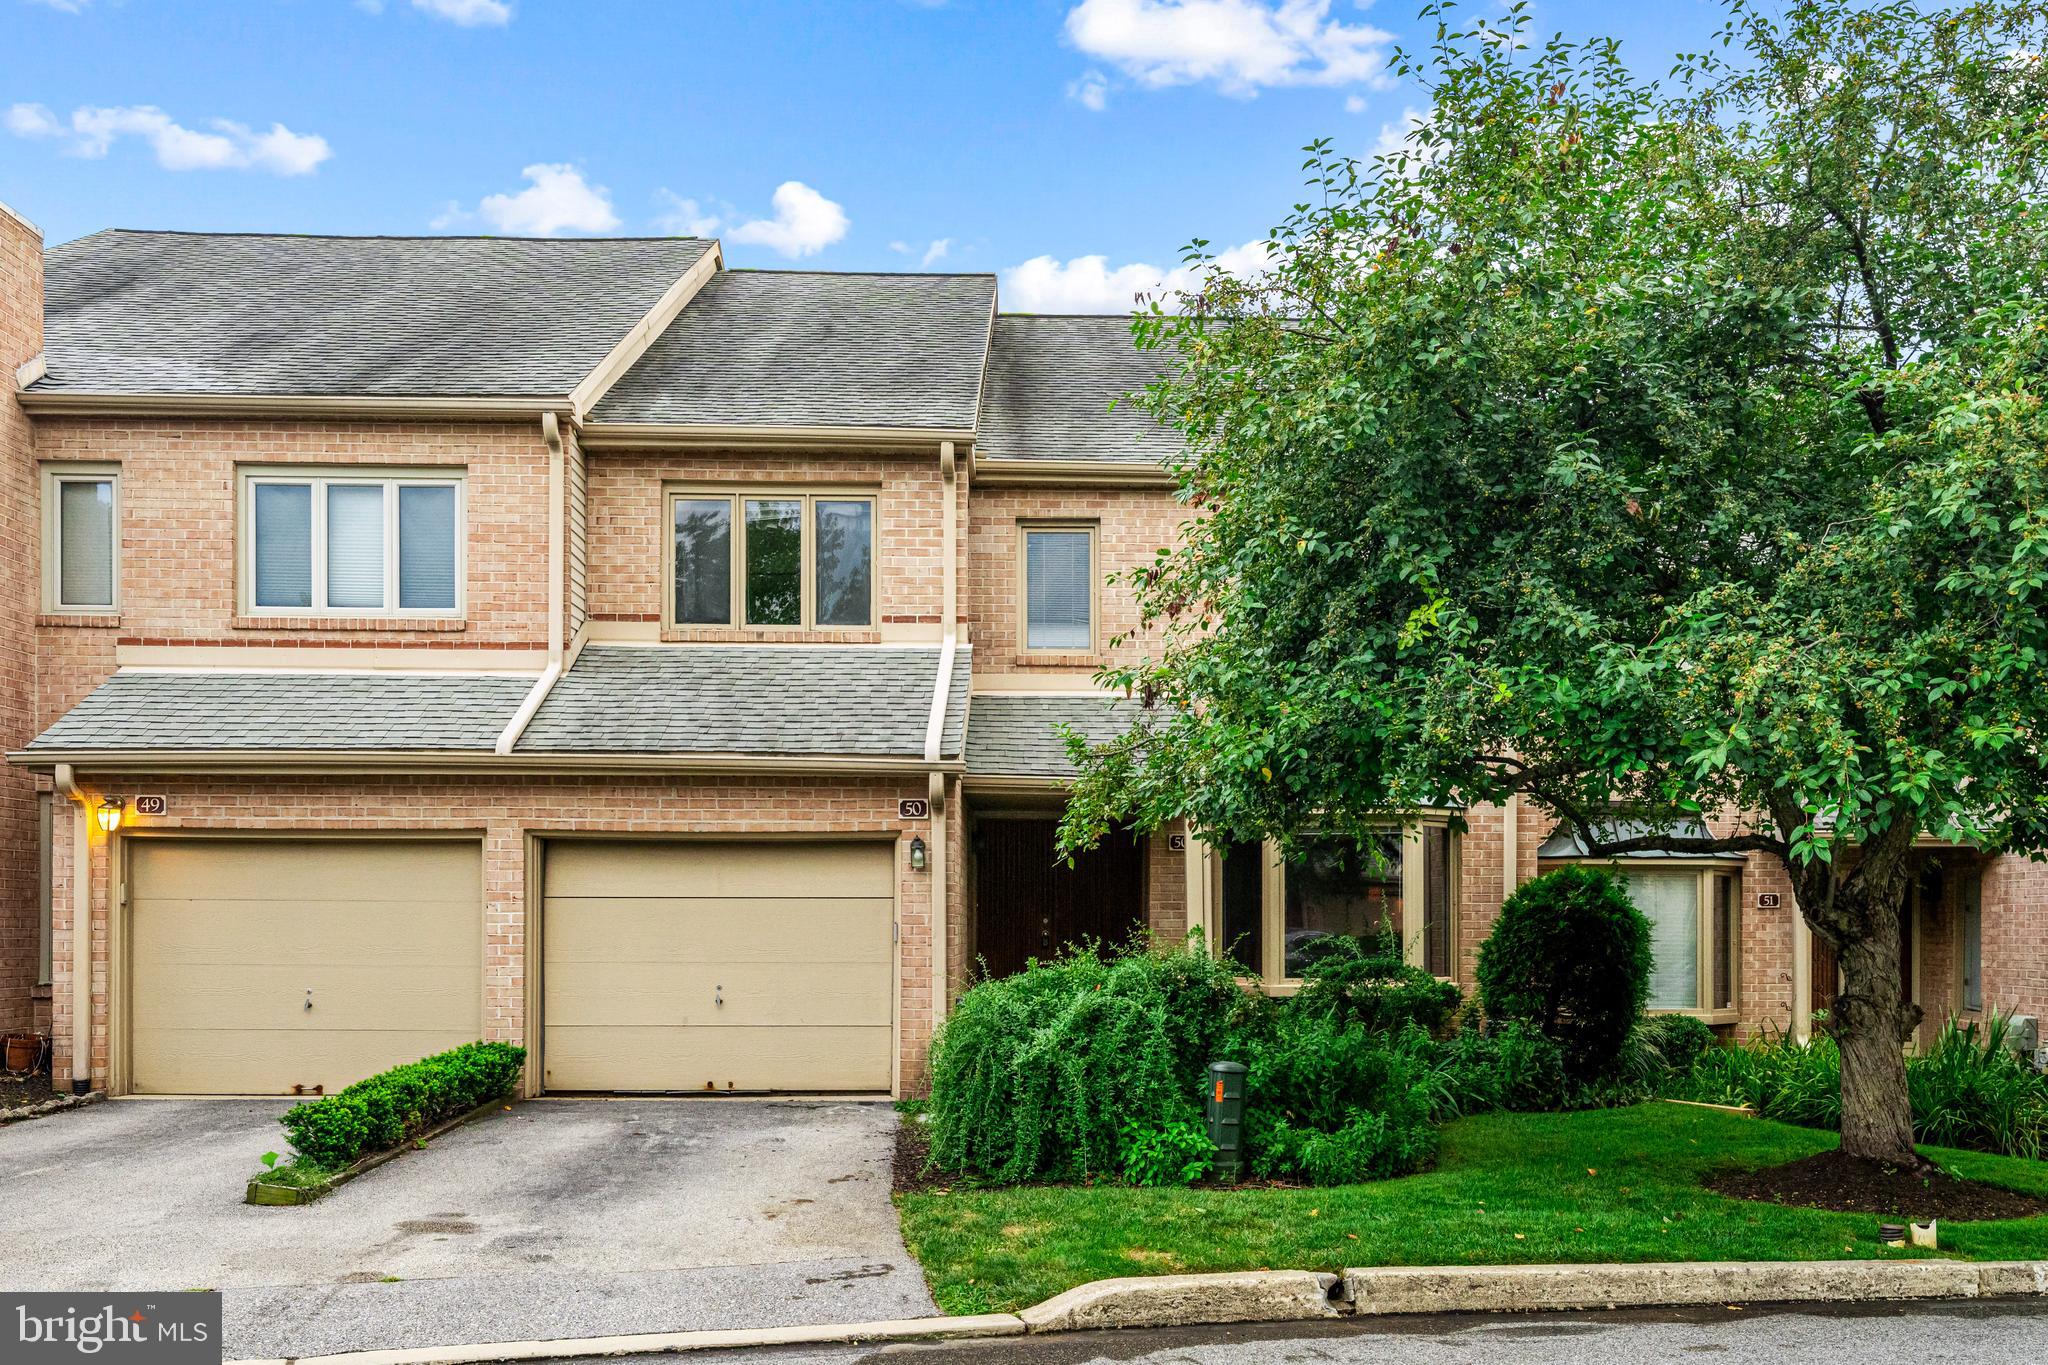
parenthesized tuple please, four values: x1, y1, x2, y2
(242, 470, 464, 616)
(1212, 821, 1458, 986)
(1019, 522, 1097, 654)
(42, 465, 120, 613)
(666, 487, 877, 630)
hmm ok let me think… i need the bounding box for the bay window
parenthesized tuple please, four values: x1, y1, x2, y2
(1213, 821, 1458, 985)
(244, 471, 462, 616)
(1605, 865, 1741, 1014)
(669, 488, 876, 630)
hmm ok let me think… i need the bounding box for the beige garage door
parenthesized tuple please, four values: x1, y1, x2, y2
(543, 840, 894, 1093)
(128, 839, 483, 1095)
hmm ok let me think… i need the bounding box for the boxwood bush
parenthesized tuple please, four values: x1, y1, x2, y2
(1476, 867, 1652, 1080)
(279, 1041, 526, 1168)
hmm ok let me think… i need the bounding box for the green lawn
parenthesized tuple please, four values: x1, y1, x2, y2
(895, 1102, 2048, 1316)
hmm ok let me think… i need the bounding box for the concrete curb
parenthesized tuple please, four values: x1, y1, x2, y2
(222, 1259, 2048, 1365)
(0, 1089, 103, 1126)
(245, 1095, 516, 1206)
(226, 1314, 1026, 1365)
(1020, 1270, 1343, 1332)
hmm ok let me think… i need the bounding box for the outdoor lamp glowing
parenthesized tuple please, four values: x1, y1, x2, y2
(908, 836, 928, 872)
(94, 797, 125, 834)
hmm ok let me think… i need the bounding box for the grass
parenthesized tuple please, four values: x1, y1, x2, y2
(895, 1102, 2048, 1316)
(249, 1155, 339, 1190)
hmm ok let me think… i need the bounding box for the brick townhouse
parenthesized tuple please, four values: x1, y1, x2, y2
(0, 196, 2041, 1100)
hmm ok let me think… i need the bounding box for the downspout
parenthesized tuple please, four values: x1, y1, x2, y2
(922, 439, 960, 1024)
(53, 763, 92, 1095)
(496, 412, 568, 755)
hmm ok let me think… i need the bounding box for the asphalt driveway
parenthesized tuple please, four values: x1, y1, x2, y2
(0, 1097, 936, 1358)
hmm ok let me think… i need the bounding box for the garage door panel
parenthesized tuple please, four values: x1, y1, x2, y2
(132, 899, 479, 966)
(546, 841, 894, 899)
(131, 841, 480, 902)
(543, 1025, 892, 1093)
(545, 961, 892, 1028)
(543, 897, 893, 963)
(135, 965, 480, 1031)
(543, 840, 894, 1093)
(133, 1028, 479, 1098)
(130, 839, 482, 1095)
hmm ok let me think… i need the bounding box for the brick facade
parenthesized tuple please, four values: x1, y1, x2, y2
(0, 201, 42, 1036)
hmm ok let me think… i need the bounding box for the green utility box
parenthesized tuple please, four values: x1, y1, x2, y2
(1204, 1059, 1247, 1181)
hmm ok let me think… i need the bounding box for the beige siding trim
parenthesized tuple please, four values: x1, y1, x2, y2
(113, 644, 551, 672)
(567, 245, 722, 418)
(18, 391, 575, 420)
(581, 421, 978, 452)
(972, 459, 1175, 488)
(15, 352, 47, 390)
(11, 749, 966, 776)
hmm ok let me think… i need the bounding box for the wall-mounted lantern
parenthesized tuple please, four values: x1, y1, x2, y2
(908, 836, 928, 872)
(94, 797, 125, 835)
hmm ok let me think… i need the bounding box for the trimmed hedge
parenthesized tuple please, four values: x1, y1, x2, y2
(1476, 867, 1652, 1080)
(279, 1041, 526, 1168)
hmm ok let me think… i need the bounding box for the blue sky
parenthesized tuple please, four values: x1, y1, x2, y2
(3, 0, 1721, 311)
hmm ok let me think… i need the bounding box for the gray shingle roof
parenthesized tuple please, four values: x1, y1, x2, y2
(976, 315, 1181, 465)
(516, 644, 973, 758)
(592, 270, 995, 429)
(964, 693, 1150, 778)
(33, 230, 713, 398)
(23, 671, 533, 752)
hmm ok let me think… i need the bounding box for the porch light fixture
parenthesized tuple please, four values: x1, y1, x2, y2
(908, 836, 928, 872)
(94, 797, 125, 835)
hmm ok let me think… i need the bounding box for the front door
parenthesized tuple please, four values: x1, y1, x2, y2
(971, 817, 1146, 979)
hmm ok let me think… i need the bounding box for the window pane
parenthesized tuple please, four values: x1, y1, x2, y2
(325, 483, 386, 610)
(1284, 832, 1401, 977)
(744, 498, 802, 626)
(1423, 825, 1451, 976)
(674, 498, 733, 625)
(253, 482, 313, 609)
(1025, 530, 1091, 650)
(814, 499, 873, 627)
(1961, 872, 1983, 1012)
(398, 484, 457, 611)
(1219, 840, 1265, 976)
(1712, 876, 1735, 1010)
(57, 478, 115, 607)
(1625, 869, 1699, 1010)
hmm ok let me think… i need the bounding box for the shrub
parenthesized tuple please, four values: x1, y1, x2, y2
(1241, 1015, 1444, 1182)
(279, 1041, 525, 1168)
(926, 941, 1254, 1183)
(1476, 867, 1652, 1080)
(1121, 1118, 1215, 1186)
(1433, 1017, 1572, 1115)
(1634, 1014, 1718, 1075)
(1907, 1014, 2048, 1159)
(1288, 932, 1463, 1036)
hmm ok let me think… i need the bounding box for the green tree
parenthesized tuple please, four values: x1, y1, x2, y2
(1061, 0, 2048, 1165)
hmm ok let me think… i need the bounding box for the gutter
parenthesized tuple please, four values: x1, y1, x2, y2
(16, 391, 578, 422)
(51, 764, 92, 1095)
(580, 421, 978, 452)
(9, 749, 967, 777)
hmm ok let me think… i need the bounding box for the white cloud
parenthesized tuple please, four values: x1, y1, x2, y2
(411, 0, 512, 24)
(726, 181, 849, 258)
(1002, 238, 1271, 313)
(921, 238, 952, 266)
(475, 163, 619, 235)
(1064, 0, 1393, 98)
(652, 189, 724, 237)
(25, 0, 91, 11)
(7, 102, 331, 175)
(1344, 94, 1367, 114)
(1370, 105, 1435, 175)
(1067, 69, 1111, 110)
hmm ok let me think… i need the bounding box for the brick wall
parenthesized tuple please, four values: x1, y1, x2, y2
(1981, 853, 2048, 1026)
(584, 447, 945, 639)
(964, 484, 1181, 673)
(31, 416, 552, 665)
(49, 772, 950, 1095)
(0, 201, 43, 1035)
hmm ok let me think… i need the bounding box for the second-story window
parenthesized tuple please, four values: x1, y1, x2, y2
(245, 471, 463, 616)
(1020, 522, 1096, 653)
(669, 489, 875, 630)
(44, 466, 120, 613)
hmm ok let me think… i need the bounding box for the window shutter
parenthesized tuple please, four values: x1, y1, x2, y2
(1026, 530, 1091, 649)
(325, 484, 386, 610)
(57, 479, 115, 607)
(398, 484, 457, 611)
(253, 482, 314, 609)
(1625, 869, 1700, 1010)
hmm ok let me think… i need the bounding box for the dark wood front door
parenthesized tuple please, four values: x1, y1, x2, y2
(972, 817, 1146, 979)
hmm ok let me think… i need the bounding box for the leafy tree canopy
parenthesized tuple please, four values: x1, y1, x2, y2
(1058, 0, 2048, 1162)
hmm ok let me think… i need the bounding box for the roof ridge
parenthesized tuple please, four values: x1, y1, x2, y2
(998, 312, 1144, 320)
(73, 229, 713, 244)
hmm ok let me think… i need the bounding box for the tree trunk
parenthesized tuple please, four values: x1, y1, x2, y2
(1818, 883, 1923, 1167)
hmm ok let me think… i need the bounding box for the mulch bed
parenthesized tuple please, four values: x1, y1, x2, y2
(1, 1073, 57, 1112)
(894, 1112, 951, 1195)
(1710, 1149, 2048, 1222)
